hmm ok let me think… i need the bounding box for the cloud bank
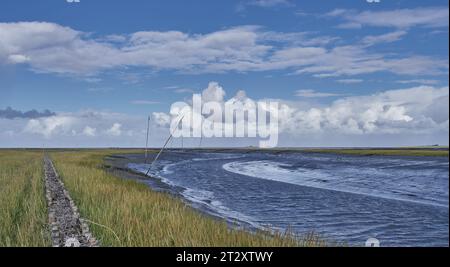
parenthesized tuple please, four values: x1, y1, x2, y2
(0, 106, 56, 119)
(1, 83, 448, 147)
(0, 21, 447, 78)
(155, 82, 449, 137)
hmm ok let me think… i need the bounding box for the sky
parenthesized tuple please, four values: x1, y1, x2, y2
(0, 0, 449, 148)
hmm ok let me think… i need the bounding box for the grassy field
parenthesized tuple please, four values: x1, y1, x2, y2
(301, 148, 449, 157)
(50, 150, 326, 247)
(0, 150, 49, 247)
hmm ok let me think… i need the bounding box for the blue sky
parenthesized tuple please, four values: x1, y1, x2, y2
(0, 0, 449, 147)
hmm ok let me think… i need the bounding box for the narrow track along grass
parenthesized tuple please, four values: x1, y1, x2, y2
(50, 150, 326, 247)
(0, 150, 49, 246)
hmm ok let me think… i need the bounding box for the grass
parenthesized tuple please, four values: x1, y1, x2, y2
(0, 150, 49, 247)
(301, 148, 449, 157)
(50, 150, 327, 247)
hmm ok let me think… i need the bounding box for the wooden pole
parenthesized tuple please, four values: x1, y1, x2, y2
(145, 115, 184, 176)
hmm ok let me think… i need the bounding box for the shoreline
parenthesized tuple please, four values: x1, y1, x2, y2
(103, 149, 448, 246)
(48, 150, 315, 246)
(103, 149, 449, 220)
(102, 153, 259, 232)
(103, 154, 178, 194)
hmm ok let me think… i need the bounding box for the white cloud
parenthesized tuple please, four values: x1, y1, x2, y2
(24, 115, 75, 138)
(0, 22, 119, 74)
(106, 123, 122, 136)
(174, 88, 195, 94)
(396, 79, 440, 85)
(1, 84, 449, 147)
(258, 31, 338, 46)
(1, 22, 447, 78)
(0, 110, 170, 147)
(295, 89, 342, 98)
(101, 34, 127, 43)
(152, 112, 171, 127)
(201, 82, 226, 102)
(82, 126, 96, 137)
(18, 110, 145, 140)
(163, 85, 179, 89)
(155, 82, 449, 139)
(327, 7, 449, 29)
(336, 79, 363, 84)
(8, 54, 30, 63)
(282, 86, 449, 135)
(289, 86, 446, 136)
(361, 31, 407, 46)
(336, 22, 363, 29)
(292, 46, 448, 77)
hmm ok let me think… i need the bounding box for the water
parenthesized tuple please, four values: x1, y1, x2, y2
(128, 151, 449, 247)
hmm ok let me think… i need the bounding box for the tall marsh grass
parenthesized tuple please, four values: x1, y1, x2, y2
(51, 150, 326, 247)
(0, 150, 49, 246)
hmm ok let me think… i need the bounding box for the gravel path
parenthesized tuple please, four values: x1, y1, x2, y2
(44, 156, 98, 247)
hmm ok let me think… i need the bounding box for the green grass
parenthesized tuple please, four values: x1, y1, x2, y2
(50, 150, 327, 247)
(301, 148, 449, 157)
(0, 150, 49, 247)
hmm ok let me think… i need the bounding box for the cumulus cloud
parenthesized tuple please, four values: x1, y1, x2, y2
(0, 22, 119, 74)
(152, 112, 171, 127)
(281, 86, 449, 135)
(201, 82, 226, 102)
(326, 7, 449, 29)
(14, 110, 144, 140)
(0, 22, 447, 78)
(1, 84, 448, 147)
(24, 116, 74, 138)
(0, 106, 56, 119)
(82, 126, 96, 137)
(0, 108, 170, 147)
(106, 123, 122, 136)
(154, 82, 449, 139)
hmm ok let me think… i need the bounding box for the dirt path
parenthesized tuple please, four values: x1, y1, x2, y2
(44, 156, 98, 247)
